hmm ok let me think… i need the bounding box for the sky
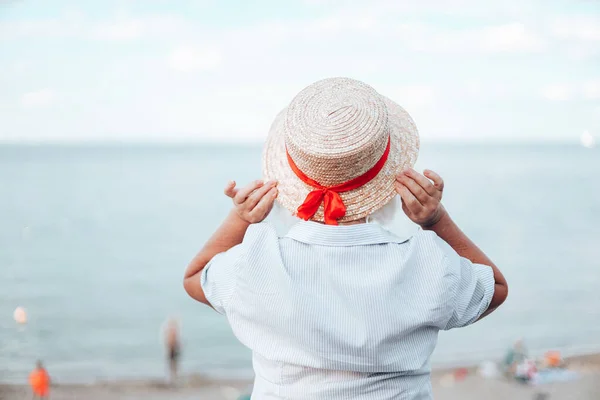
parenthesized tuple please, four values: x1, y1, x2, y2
(0, 0, 599, 143)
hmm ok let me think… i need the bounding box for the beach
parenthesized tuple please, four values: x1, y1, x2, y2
(2, 354, 600, 399)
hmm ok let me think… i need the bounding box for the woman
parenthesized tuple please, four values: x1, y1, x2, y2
(184, 77, 508, 399)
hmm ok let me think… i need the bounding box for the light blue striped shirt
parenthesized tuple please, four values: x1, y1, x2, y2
(201, 221, 495, 399)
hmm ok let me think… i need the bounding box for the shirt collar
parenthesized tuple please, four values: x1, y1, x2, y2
(284, 221, 410, 247)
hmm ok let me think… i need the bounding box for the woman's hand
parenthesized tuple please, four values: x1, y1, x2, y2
(224, 179, 278, 224)
(395, 168, 446, 228)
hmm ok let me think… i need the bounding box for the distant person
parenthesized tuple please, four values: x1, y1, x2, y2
(183, 78, 508, 399)
(29, 360, 50, 399)
(504, 339, 529, 376)
(543, 350, 563, 369)
(164, 318, 181, 384)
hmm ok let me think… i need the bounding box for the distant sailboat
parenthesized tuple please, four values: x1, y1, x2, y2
(580, 130, 596, 148)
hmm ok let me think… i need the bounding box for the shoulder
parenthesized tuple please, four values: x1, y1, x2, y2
(232, 223, 284, 294)
(409, 229, 457, 262)
(244, 222, 279, 240)
(407, 230, 464, 287)
(208, 223, 279, 269)
(237, 222, 283, 267)
(241, 222, 280, 250)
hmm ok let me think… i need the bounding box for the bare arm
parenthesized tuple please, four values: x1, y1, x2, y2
(183, 179, 278, 305)
(396, 168, 508, 318)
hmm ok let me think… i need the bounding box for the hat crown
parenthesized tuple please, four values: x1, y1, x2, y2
(284, 77, 390, 187)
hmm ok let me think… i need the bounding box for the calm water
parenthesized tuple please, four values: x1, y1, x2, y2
(1, 143, 599, 384)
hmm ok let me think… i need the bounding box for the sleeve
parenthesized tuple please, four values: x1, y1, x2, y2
(200, 244, 245, 315)
(442, 245, 496, 330)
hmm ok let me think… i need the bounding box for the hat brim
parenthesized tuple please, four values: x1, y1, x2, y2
(262, 96, 420, 223)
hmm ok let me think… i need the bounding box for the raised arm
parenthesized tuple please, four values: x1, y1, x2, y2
(395, 169, 508, 318)
(183, 179, 278, 304)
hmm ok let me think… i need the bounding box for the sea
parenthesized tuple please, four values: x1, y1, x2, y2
(1, 143, 599, 384)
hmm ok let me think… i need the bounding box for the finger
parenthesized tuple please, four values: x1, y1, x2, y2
(248, 187, 278, 221)
(395, 182, 422, 215)
(224, 180, 238, 198)
(424, 169, 444, 191)
(396, 174, 427, 205)
(244, 180, 277, 211)
(234, 180, 264, 205)
(402, 168, 436, 196)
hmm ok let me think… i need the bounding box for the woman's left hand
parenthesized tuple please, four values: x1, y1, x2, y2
(224, 179, 278, 224)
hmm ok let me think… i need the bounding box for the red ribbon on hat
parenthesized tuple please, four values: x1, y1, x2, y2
(286, 137, 391, 225)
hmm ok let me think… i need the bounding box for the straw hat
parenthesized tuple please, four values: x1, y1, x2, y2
(263, 77, 419, 224)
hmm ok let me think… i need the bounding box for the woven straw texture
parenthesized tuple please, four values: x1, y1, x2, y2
(263, 77, 419, 223)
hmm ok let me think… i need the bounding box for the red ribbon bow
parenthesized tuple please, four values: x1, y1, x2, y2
(286, 137, 391, 225)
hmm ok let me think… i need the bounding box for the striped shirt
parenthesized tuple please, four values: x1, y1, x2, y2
(201, 221, 495, 399)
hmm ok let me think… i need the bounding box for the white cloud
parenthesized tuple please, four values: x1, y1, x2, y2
(565, 44, 600, 61)
(92, 14, 191, 41)
(219, 16, 545, 58)
(271, 12, 545, 54)
(167, 45, 222, 72)
(324, 0, 538, 19)
(0, 6, 543, 56)
(460, 80, 512, 99)
(0, 18, 80, 39)
(541, 84, 574, 101)
(1, 12, 190, 41)
(541, 80, 600, 101)
(551, 16, 600, 41)
(159, 83, 300, 138)
(582, 79, 600, 100)
(548, 16, 600, 60)
(479, 23, 544, 53)
(409, 23, 545, 53)
(387, 85, 436, 109)
(93, 17, 144, 40)
(307, 15, 377, 34)
(20, 89, 56, 108)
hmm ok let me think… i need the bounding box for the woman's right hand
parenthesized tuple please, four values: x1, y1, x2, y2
(224, 179, 278, 224)
(395, 168, 446, 228)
